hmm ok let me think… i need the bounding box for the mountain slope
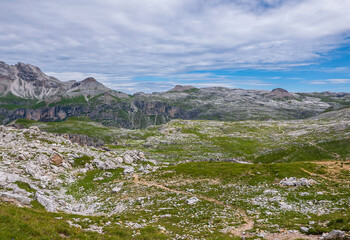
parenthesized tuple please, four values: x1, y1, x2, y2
(1, 61, 350, 128)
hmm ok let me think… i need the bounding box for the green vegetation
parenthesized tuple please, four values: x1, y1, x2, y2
(67, 169, 123, 199)
(15, 181, 36, 194)
(151, 160, 350, 235)
(15, 117, 350, 164)
(3, 115, 350, 239)
(72, 155, 94, 167)
(0, 93, 47, 110)
(183, 88, 199, 93)
(0, 202, 172, 239)
(16, 117, 118, 143)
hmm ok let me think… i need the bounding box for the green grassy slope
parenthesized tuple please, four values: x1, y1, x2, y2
(15, 116, 350, 163)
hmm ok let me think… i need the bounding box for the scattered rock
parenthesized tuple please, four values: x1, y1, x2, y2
(112, 187, 121, 193)
(29, 126, 40, 132)
(280, 177, 317, 187)
(0, 192, 32, 205)
(123, 166, 134, 174)
(94, 159, 117, 170)
(50, 153, 63, 165)
(186, 197, 199, 205)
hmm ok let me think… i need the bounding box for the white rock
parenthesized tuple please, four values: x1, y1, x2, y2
(115, 157, 123, 164)
(35, 192, 57, 212)
(112, 187, 122, 193)
(0, 192, 32, 205)
(123, 154, 133, 164)
(94, 159, 117, 170)
(186, 197, 199, 205)
(123, 166, 134, 174)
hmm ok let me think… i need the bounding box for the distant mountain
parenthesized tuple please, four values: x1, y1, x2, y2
(1, 61, 350, 128)
(0, 61, 119, 100)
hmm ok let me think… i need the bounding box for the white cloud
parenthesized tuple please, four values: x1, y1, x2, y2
(1, 0, 350, 91)
(309, 79, 350, 85)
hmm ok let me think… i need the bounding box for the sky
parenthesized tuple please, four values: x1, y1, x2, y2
(1, 0, 350, 94)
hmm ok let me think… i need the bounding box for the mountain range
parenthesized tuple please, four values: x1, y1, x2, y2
(0, 61, 349, 128)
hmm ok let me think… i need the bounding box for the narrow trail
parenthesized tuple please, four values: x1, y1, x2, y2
(301, 161, 350, 184)
(133, 173, 254, 237)
(133, 174, 324, 239)
(301, 167, 334, 182)
(308, 141, 342, 160)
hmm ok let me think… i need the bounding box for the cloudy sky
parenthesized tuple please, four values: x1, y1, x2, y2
(1, 0, 350, 93)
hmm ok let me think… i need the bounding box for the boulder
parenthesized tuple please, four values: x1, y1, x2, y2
(50, 153, 63, 165)
(324, 230, 345, 240)
(25, 162, 45, 179)
(123, 154, 133, 164)
(115, 157, 123, 164)
(186, 197, 199, 205)
(112, 187, 122, 193)
(94, 159, 117, 170)
(300, 227, 309, 233)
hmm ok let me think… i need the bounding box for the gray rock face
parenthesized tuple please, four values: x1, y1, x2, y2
(324, 230, 345, 240)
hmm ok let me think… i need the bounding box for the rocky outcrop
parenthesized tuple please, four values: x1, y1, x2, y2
(133, 100, 185, 118)
(0, 61, 63, 99)
(0, 125, 157, 215)
(168, 85, 196, 92)
(63, 133, 105, 147)
(266, 88, 294, 98)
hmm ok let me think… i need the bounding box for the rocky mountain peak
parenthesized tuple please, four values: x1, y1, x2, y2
(168, 85, 196, 92)
(82, 77, 98, 83)
(78, 77, 107, 91)
(0, 61, 115, 99)
(266, 88, 294, 98)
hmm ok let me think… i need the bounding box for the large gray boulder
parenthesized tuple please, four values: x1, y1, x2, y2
(324, 230, 345, 240)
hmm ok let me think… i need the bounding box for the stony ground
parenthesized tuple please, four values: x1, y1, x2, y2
(1, 115, 350, 239)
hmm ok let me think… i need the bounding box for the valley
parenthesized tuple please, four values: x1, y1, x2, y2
(0, 61, 349, 239)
